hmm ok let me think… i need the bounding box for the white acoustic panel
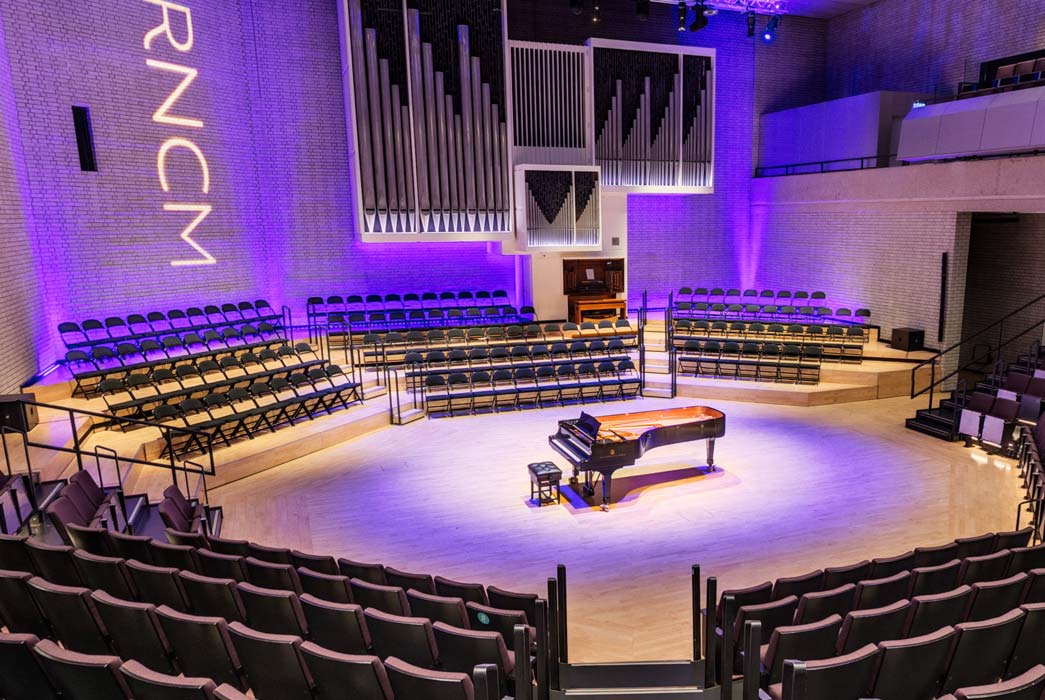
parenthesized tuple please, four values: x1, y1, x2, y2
(898, 85, 1045, 162)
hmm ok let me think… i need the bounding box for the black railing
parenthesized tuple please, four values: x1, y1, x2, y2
(0, 398, 216, 487)
(755, 154, 897, 178)
(666, 292, 678, 397)
(910, 292, 1045, 409)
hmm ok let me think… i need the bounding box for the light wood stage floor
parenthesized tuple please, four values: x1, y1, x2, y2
(208, 395, 1026, 663)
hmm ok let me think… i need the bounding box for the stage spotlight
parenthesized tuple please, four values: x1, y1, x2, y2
(569, 0, 583, 15)
(763, 15, 780, 42)
(689, 8, 709, 31)
(747, 10, 756, 36)
(636, 0, 650, 21)
(677, 1, 687, 31)
(592, 1, 601, 22)
(702, 3, 718, 16)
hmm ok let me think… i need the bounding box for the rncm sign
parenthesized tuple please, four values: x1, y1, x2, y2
(142, 0, 215, 266)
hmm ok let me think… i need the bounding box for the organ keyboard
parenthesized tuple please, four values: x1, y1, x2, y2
(548, 406, 726, 510)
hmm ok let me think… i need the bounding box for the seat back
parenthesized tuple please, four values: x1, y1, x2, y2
(127, 560, 190, 611)
(434, 576, 489, 606)
(0, 632, 61, 700)
(952, 664, 1045, 700)
(384, 655, 475, 700)
(0, 569, 49, 637)
(942, 608, 1026, 695)
(26, 539, 83, 587)
(1006, 603, 1045, 678)
(298, 567, 353, 604)
(836, 599, 911, 654)
(794, 583, 857, 624)
(853, 571, 910, 609)
(179, 571, 246, 621)
(299, 642, 393, 700)
(32, 638, 131, 699)
(909, 559, 961, 597)
(959, 550, 1014, 586)
(466, 602, 529, 650)
(762, 614, 842, 684)
(73, 550, 137, 600)
(27, 577, 110, 655)
(91, 590, 175, 675)
(236, 581, 308, 637)
(771, 570, 824, 601)
(120, 659, 218, 700)
(432, 621, 515, 678)
(227, 622, 313, 700)
(905, 585, 973, 638)
(154, 607, 243, 690)
(300, 594, 371, 655)
(784, 643, 880, 700)
(351, 578, 410, 615)
(364, 607, 439, 669)
(407, 589, 471, 628)
(872, 626, 956, 700)
(966, 573, 1029, 622)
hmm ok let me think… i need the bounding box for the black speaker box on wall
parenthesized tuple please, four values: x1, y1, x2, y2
(0, 394, 39, 433)
(891, 328, 925, 352)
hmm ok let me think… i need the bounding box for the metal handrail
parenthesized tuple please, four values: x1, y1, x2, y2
(755, 153, 897, 178)
(910, 291, 1045, 408)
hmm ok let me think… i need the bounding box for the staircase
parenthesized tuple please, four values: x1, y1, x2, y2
(641, 318, 675, 399)
(555, 662, 716, 700)
(905, 292, 1045, 442)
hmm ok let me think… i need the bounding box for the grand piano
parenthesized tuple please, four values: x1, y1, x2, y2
(548, 406, 726, 510)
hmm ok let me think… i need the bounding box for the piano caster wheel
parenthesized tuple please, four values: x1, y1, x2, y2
(600, 503, 609, 512)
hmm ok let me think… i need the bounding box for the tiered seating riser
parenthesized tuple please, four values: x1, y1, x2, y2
(673, 335, 862, 362)
(404, 352, 633, 379)
(359, 331, 638, 366)
(677, 354, 821, 384)
(424, 371, 641, 417)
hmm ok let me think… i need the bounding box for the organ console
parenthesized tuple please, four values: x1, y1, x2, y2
(548, 406, 726, 510)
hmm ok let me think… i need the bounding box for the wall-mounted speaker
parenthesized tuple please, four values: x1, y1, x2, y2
(0, 394, 39, 433)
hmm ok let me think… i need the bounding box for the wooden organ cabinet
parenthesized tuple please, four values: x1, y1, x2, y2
(564, 259, 626, 323)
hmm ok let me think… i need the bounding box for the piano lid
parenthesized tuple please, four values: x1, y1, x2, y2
(575, 412, 602, 439)
(588, 406, 724, 442)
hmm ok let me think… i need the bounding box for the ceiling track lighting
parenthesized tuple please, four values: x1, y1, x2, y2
(677, 1, 687, 31)
(747, 9, 756, 36)
(592, 1, 601, 22)
(762, 13, 780, 42)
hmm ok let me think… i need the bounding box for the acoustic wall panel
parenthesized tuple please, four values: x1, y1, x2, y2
(588, 40, 714, 193)
(340, 0, 512, 241)
(514, 166, 601, 251)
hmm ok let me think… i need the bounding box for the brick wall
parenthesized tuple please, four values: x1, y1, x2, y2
(0, 4, 41, 392)
(961, 214, 1045, 367)
(825, 0, 1045, 99)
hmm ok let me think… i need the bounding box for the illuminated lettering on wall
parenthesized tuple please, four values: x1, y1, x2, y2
(142, 0, 216, 266)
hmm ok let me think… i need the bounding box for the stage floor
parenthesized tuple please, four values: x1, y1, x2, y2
(210, 395, 1026, 662)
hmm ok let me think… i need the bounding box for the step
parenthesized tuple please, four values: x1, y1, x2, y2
(396, 407, 426, 425)
(914, 408, 956, 431)
(363, 385, 388, 400)
(905, 417, 958, 441)
(642, 387, 675, 398)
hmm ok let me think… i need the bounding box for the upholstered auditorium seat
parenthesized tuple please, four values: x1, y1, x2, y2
(466, 602, 530, 651)
(759, 614, 843, 685)
(119, 659, 218, 700)
(0, 632, 61, 700)
(339, 558, 387, 584)
(236, 581, 309, 636)
(0, 568, 49, 637)
(956, 533, 1000, 560)
(0, 534, 36, 573)
(959, 550, 1015, 585)
(384, 655, 476, 700)
(90, 590, 176, 674)
(26, 538, 83, 587)
(768, 644, 880, 700)
(155, 607, 244, 690)
(227, 622, 314, 700)
(853, 571, 910, 609)
(364, 607, 440, 668)
(433, 622, 516, 681)
(290, 550, 339, 575)
(32, 639, 132, 699)
(904, 585, 974, 637)
(407, 589, 472, 629)
(1007, 545, 1045, 576)
(486, 586, 539, 623)
(822, 560, 872, 588)
(940, 608, 1027, 694)
(72, 550, 137, 601)
(909, 559, 962, 596)
(298, 566, 354, 603)
(179, 571, 246, 621)
(793, 583, 857, 624)
(871, 626, 956, 700)
(914, 542, 961, 568)
(939, 664, 1045, 700)
(771, 569, 824, 600)
(26, 577, 111, 655)
(385, 566, 436, 594)
(299, 642, 393, 700)
(299, 594, 372, 655)
(835, 599, 910, 654)
(1006, 603, 1045, 679)
(126, 560, 190, 611)
(196, 549, 247, 581)
(965, 574, 1030, 622)
(351, 578, 411, 615)
(149, 541, 201, 573)
(243, 556, 303, 593)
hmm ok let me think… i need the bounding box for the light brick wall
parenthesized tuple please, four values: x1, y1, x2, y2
(0, 4, 42, 392)
(825, 0, 1045, 99)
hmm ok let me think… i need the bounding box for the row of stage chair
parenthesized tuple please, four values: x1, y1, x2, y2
(676, 340, 824, 384)
(95, 343, 329, 422)
(674, 302, 871, 325)
(147, 367, 362, 455)
(321, 307, 538, 334)
(421, 360, 642, 416)
(309, 290, 516, 314)
(66, 324, 288, 397)
(355, 321, 637, 368)
(959, 370, 1045, 451)
(677, 287, 830, 305)
(709, 528, 1045, 699)
(674, 319, 868, 346)
(1017, 418, 1045, 539)
(58, 300, 284, 351)
(0, 512, 538, 700)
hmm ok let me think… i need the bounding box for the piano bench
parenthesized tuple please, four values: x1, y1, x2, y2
(528, 461, 562, 506)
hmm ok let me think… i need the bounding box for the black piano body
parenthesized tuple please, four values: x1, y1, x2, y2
(548, 406, 726, 509)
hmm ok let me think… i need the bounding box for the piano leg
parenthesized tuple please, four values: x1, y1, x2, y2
(706, 439, 716, 470)
(600, 472, 612, 511)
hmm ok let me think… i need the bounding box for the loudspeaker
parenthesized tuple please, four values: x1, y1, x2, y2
(891, 328, 925, 352)
(0, 394, 39, 433)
